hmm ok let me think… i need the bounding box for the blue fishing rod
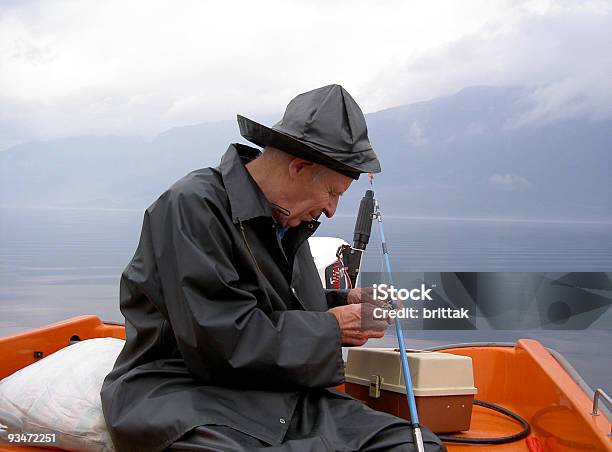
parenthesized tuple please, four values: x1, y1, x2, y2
(367, 174, 426, 452)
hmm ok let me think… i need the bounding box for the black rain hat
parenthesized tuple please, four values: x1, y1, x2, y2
(237, 84, 381, 179)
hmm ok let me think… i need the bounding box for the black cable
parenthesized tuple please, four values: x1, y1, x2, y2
(437, 399, 531, 445)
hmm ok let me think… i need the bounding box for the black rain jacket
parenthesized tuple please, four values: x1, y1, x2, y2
(101, 143, 350, 452)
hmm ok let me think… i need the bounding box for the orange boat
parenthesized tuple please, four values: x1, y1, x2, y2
(0, 315, 610, 451)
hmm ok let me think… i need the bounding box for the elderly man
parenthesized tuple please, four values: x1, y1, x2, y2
(101, 85, 444, 451)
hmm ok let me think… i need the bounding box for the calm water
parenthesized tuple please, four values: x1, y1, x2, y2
(1, 207, 611, 390)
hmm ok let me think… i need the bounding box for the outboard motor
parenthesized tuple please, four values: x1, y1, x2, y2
(309, 190, 375, 289)
(342, 190, 375, 288)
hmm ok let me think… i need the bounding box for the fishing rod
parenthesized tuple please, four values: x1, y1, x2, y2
(367, 173, 426, 452)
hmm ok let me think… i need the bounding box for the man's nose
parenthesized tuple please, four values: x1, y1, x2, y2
(323, 198, 339, 218)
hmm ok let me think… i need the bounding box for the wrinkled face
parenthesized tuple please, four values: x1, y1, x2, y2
(281, 161, 353, 228)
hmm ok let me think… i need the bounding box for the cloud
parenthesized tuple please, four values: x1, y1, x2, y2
(488, 173, 533, 191)
(507, 73, 612, 128)
(407, 121, 428, 146)
(364, 2, 612, 122)
(1, 0, 611, 151)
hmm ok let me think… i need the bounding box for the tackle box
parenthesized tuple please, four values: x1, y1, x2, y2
(344, 348, 477, 433)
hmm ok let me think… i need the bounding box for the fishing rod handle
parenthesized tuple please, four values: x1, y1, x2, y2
(413, 426, 426, 452)
(353, 190, 374, 250)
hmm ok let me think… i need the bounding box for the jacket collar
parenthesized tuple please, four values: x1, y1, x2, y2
(218, 144, 322, 240)
(219, 143, 274, 223)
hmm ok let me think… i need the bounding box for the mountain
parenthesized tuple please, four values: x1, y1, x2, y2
(365, 86, 612, 221)
(1, 86, 611, 221)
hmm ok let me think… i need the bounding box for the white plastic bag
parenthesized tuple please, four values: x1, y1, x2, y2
(0, 337, 124, 451)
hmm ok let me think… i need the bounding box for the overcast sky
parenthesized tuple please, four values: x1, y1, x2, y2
(1, 0, 611, 151)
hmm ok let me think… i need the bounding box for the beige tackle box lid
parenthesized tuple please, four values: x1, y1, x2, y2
(345, 348, 477, 397)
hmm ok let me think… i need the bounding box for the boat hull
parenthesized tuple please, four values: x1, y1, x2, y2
(1, 316, 610, 451)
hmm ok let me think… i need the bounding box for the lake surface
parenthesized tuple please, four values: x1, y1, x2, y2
(1, 207, 611, 390)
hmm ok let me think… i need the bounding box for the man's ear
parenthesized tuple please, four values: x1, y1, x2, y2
(288, 158, 315, 178)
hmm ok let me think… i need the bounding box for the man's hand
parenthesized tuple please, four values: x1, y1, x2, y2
(347, 287, 389, 308)
(328, 303, 390, 347)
